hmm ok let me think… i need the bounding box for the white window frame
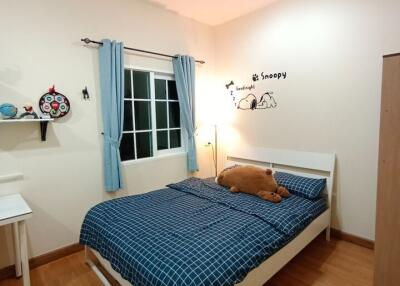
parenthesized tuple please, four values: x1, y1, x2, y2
(121, 66, 185, 165)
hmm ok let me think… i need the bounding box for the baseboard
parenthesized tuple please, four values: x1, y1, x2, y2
(0, 265, 14, 282)
(331, 228, 375, 249)
(0, 243, 83, 281)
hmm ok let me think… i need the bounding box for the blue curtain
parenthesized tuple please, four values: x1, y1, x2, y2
(172, 55, 199, 172)
(99, 39, 124, 191)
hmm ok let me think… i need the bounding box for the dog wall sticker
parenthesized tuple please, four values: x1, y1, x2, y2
(237, 92, 277, 110)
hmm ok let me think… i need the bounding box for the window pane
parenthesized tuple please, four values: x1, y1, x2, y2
(133, 71, 150, 99)
(157, 130, 168, 150)
(168, 80, 178, 100)
(134, 101, 151, 130)
(120, 133, 135, 161)
(156, 102, 167, 129)
(169, 102, 180, 128)
(170, 129, 181, 148)
(136, 132, 153, 159)
(124, 69, 132, 98)
(155, 79, 166, 100)
(123, 101, 133, 131)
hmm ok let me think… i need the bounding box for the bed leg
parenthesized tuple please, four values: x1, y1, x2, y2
(85, 247, 112, 286)
(326, 226, 331, 241)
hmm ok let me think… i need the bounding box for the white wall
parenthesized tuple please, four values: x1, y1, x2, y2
(383, 0, 400, 55)
(214, 0, 399, 240)
(0, 0, 215, 268)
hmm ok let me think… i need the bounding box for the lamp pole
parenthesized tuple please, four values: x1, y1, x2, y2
(214, 124, 218, 177)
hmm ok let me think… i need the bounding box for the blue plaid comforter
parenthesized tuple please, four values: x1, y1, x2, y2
(80, 177, 326, 286)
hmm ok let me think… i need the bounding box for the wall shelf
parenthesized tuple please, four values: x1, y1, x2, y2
(0, 118, 54, 141)
(0, 173, 24, 183)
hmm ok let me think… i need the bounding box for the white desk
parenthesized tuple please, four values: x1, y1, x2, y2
(0, 194, 32, 286)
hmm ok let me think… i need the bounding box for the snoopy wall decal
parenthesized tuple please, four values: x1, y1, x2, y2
(237, 92, 277, 110)
(225, 71, 283, 111)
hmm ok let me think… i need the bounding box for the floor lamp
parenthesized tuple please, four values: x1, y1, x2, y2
(207, 124, 218, 177)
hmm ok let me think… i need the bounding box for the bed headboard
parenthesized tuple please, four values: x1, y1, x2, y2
(226, 146, 336, 207)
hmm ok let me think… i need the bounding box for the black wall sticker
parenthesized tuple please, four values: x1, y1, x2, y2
(225, 80, 234, 89)
(252, 72, 287, 82)
(237, 92, 277, 110)
(236, 84, 255, 91)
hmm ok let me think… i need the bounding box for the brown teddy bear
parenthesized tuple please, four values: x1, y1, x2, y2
(216, 165, 290, 203)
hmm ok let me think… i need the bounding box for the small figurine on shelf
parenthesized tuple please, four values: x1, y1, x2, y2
(0, 103, 18, 119)
(19, 104, 39, 119)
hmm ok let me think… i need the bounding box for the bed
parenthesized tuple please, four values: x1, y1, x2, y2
(80, 146, 335, 286)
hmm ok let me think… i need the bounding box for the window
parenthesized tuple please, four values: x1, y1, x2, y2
(120, 68, 183, 162)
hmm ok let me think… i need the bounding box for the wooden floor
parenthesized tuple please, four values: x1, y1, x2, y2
(0, 236, 373, 286)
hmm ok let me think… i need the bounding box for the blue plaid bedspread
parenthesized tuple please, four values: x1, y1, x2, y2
(80, 177, 326, 286)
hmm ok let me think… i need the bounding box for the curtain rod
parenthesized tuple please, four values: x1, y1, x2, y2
(81, 38, 205, 64)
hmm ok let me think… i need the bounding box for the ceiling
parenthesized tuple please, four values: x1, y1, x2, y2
(147, 0, 278, 26)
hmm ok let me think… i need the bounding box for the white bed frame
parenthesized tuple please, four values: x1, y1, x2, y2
(86, 146, 336, 286)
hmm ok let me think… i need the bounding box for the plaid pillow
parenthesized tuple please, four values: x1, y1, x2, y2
(274, 171, 326, 200)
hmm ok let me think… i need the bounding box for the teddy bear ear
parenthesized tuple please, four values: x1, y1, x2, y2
(266, 169, 272, 175)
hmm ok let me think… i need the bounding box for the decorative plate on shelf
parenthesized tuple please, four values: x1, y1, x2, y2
(39, 85, 70, 118)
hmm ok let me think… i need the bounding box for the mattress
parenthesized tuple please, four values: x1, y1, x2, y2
(80, 177, 327, 286)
